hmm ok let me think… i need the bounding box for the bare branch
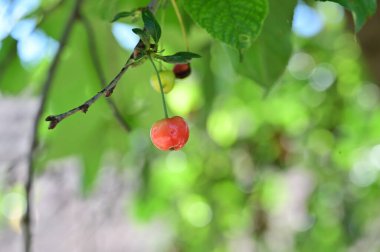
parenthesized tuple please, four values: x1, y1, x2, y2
(23, 0, 83, 251)
(81, 16, 132, 132)
(45, 57, 135, 129)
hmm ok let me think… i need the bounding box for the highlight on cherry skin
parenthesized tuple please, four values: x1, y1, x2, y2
(150, 70, 176, 93)
(150, 116, 190, 151)
(173, 63, 191, 79)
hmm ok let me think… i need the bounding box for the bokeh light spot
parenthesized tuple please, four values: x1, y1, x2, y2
(112, 22, 139, 51)
(317, 1, 344, 25)
(167, 79, 203, 115)
(1, 192, 26, 220)
(288, 52, 315, 80)
(293, 3, 324, 37)
(356, 83, 380, 110)
(165, 151, 188, 172)
(179, 195, 212, 227)
(17, 28, 58, 66)
(350, 160, 378, 187)
(309, 65, 335, 92)
(369, 145, 380, 169)
(261, 175, 288, 211)
(10, 18, 36, 40)
(207, 110, 238, 147)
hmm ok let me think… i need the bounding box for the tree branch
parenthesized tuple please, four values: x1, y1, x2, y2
(22, 0, 83, 251)
(45, 54, 135, 129)
(81, 15, 131, 132)
(45, 0, 162, 129)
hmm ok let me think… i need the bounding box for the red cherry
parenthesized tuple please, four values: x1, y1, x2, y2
(173, 63, 191, 79)
(150, 116, 189, 151)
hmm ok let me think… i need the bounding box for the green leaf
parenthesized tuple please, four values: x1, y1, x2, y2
(132, 28, 150, 47)
(141, 8, 161, 44)
(227, 0, 297, 89)
(183, 0, 268, 49)
(317, 0, 377, 31)
(156, 52, 201, 64)
(0, 37, 30, 94)
(111, 10, 137, 22)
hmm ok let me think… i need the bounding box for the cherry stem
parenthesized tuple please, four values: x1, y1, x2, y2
(148, 54, 169, 119)
(170, 0, 189, 51)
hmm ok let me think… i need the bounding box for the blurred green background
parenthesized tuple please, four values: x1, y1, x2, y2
(1, 0, 380, 251)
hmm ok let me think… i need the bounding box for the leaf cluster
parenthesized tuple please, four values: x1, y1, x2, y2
(113, 8, 201, 65)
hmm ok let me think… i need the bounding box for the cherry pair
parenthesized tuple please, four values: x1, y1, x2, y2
(150, 63, 191, 151)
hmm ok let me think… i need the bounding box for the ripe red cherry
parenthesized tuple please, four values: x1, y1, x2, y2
(150, 116, 189, 151)
(173, 63, 191, 79)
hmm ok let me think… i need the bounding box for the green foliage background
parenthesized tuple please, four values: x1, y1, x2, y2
(0, 0, 380, 251)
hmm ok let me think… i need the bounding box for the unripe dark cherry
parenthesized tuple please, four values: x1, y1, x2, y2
(173, 63, 191, 79)
(150, 116, 189, 151)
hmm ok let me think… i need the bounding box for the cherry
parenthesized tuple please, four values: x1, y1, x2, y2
(150, 70, 176, 94)
(173, 63, 191, 79)
(150, 116, 189, 151)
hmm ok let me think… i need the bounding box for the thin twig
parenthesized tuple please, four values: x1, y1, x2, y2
(170, 0, 189, 51)
(148, 54, 169, 119)
(81, 16, 131, 132)
(22, 0, 83, 251)
(45, 0, 162, 129)
(45, 56, 135, 129)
